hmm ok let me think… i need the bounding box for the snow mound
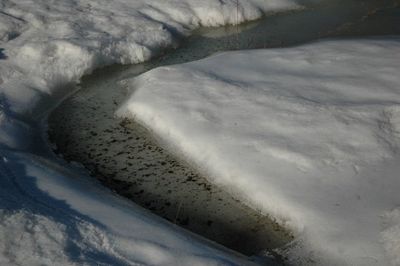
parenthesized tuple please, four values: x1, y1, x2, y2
(118, 38, 400, 265)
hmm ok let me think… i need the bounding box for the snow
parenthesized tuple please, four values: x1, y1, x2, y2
(0, 0, 304, 265)
(118, 38, 400, 265)
(0, 0, 300, 114)
(1, 150, 257, 265)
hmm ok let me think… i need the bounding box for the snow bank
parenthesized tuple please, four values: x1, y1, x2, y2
(0, 0, 304, 264)
(118, 38, 400, 265)
(0, 0, 300, 114)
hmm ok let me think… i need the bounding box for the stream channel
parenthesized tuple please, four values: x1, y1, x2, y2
(48, 0, 400, 263)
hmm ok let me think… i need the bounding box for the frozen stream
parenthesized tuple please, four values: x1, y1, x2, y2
(48, 0, 400, 262)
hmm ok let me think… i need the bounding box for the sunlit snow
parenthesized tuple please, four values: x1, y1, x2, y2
(118, 39, 400, 266)
(1, 0, 399, 265)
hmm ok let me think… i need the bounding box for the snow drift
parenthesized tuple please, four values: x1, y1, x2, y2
(118, 38, 400, 266)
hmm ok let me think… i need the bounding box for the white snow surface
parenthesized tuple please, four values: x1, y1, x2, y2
(118, 38, 400, 266)
(0, 0, 299, 114)
(0, 0, 304, 265)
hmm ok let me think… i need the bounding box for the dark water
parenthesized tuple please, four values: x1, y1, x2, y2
(48, 0, 400, 264)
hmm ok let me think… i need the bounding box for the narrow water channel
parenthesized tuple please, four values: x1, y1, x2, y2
(48, 0, 400, 263)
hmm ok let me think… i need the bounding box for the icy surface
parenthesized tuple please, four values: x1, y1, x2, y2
(118, 39, 400, 265)
(0, 0, 303, 265)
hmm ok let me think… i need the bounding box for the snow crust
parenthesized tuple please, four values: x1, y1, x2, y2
(0, 0, 303, 265)
(118, 39, 400, 265)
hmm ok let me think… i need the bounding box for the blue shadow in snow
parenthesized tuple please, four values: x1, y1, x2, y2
(0, 152, 129, 265)
(0, 48, 7, 60)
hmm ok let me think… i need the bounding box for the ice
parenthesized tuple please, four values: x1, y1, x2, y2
(118, 38, 400, 265)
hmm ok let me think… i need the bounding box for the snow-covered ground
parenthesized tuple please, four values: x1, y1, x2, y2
(118, 38, 400, 266)
(2, 0, 400, 265)
(0, 0, 300, 114)
(0, 0, 304, 265)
